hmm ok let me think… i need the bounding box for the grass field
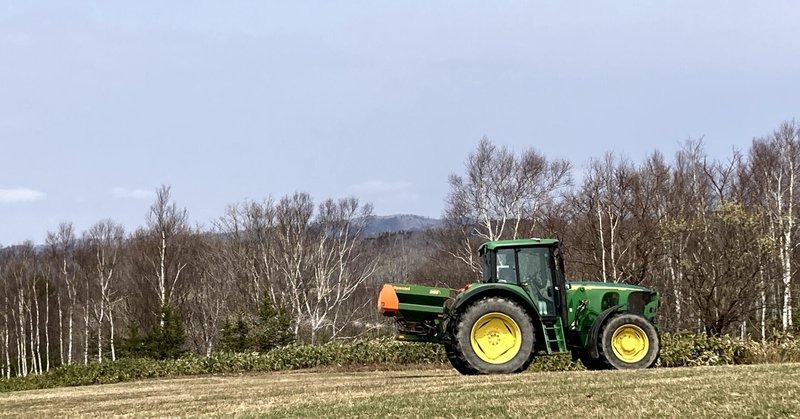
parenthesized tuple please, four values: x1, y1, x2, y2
(1, 363, 799, 418)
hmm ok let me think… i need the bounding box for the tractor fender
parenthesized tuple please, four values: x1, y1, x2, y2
(586, 304, 623, 359)
(447, 284, 542, 334)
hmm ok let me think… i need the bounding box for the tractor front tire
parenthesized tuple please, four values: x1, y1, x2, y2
(452, 297, 535, 374)
(599, 313, 660, 370)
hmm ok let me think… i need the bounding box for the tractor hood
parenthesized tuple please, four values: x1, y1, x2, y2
(566, 281, 653, 293)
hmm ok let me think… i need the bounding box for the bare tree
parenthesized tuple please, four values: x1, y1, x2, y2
(214, 200, 278, 309)
(84, 220, 125, 362)
(271, 193, 315, 337)
(749, 121, 800, 331)
(572, 153, 637, 283)
(1, 246, 10, 378)
(185, 235, 233, 355)
(666, 140, 716, 330)
(664, 201, 771, 335)
(5, 244, 38, 376)
(267, 193, 378, 343)
(308, 198, 376, 342)
(445, 137, 571, 271)
(139, 185, 191, 326)
(46, 223, 79, 365)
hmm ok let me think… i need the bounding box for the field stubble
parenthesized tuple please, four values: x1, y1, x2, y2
(1, 363, 799, 418)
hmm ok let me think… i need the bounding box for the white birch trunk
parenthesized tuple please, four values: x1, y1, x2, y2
(786, 143, 797, 330)
(3, 303, 10, 379)
(666, 252, 681, 324)
(17, 332, 25, 377)
(159, 231, 167, 326)
(608, 207, 618, 283)
(27, 302, 36, 375)
(782, 225, 793, 330)
(108, 310, 116, 362)
(4, 322, 9, 379)
(597, 203, 607, 282)
(97, 299, 105, 363)
(83, 303, 89, 365)
(17, 336, 23, 377)
(67, 304, 73, 365)
(97, 299, 104, 363)
(761, 272, 767, 341)
(57, 294, 64, 366)
(20, 289, 28, 377)
(33, 283, 42, 374)
(45, 280, 50, 371)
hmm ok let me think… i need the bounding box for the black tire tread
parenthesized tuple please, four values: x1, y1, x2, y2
(445, 341, 478, 375)
(444, 311, 478, 375)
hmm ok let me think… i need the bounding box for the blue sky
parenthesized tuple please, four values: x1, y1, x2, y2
(1, 1, 799, 244)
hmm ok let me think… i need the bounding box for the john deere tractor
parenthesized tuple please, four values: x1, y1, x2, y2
(378, 238, 660, 374)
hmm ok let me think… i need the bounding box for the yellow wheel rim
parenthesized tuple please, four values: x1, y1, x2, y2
(611, 324, 649, 363)
(470, 312, 522, 364)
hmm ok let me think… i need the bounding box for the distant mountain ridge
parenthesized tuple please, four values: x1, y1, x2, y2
(0, 214, 444, 247)
(364, 214, 443, 235)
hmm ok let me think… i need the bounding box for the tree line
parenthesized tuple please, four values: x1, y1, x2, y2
(1, 119, 799, 379)
(0, 188, 380, 378)
(438, 120, 800, 339)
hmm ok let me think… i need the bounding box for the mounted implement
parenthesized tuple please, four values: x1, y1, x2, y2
(378, 238, 660, 374)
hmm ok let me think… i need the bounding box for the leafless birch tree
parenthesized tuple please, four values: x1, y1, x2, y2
(139, 185, 191, 326)
(84, 220, 124, 362)
(749, 121, 800, 331)
(46, 223, 78, 365)
(445, 137, 571, 271)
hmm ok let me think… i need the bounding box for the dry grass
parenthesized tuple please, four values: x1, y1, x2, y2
(2, 363, 799, 418)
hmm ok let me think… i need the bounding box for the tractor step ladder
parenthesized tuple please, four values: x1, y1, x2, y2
(542, 318, 567, 354)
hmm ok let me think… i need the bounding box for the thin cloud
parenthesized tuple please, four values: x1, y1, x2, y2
(349, 180, 413, 193)
(111, 187, 154, 200)
(0, 188, 46, 203)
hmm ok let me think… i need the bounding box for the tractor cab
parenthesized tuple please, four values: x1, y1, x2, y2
(478, 238, 565, 321)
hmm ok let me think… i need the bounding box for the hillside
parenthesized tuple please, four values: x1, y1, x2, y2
(364, 214, 443, 235)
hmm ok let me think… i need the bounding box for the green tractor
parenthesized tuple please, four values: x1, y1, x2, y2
(378, 238, 660, 374)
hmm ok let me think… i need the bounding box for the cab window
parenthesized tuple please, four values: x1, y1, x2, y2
(496, 248, 517, 284)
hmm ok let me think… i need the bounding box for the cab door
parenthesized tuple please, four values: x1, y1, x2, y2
(516, 247, 556, 318)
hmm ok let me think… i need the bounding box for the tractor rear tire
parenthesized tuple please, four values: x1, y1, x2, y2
(452, 297, 535, 374)
(599, 313, 660, 370)
(515, 350, 537, 374)
(445, 341, 478, 375)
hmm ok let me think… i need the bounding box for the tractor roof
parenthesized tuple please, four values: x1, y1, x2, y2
(479, 238, 559, 251)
